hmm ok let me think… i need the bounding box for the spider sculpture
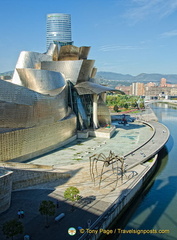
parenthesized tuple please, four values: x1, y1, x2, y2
(89, 151, 126, 188)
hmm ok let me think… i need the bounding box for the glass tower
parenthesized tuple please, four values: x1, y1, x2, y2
(46, 13, 72, 50)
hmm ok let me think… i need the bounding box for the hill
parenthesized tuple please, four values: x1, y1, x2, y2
(96, 71, 177, 88)
(0, 71, 14, 78)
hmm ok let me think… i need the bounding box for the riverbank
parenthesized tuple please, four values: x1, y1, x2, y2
(117, 103, 177, 240)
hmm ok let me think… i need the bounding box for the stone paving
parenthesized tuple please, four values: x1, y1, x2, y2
(0, 109, 170, 240)
(27, 121, 152, 168)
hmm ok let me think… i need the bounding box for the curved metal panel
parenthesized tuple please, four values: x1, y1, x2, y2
(40, 60, 83, 85)
(12, 51, 52, 86)
(0, 102, 34, 128)
(34, 85, 68, 123)
(91, 67, 97, 78)
(58, 45, 79, 60)
(0, 80, 68, 128)
(16, 68, 66, 96)
(75, 81, 115, 95)
(77, 60, 95, 83)
(46, 43, 59, 61)
(79, 46, 91, 59)
(0, 79, 36, 105)
(0, 113, 77, 162)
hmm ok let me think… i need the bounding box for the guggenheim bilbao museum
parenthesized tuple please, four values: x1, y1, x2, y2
(0, 43, 118, 163)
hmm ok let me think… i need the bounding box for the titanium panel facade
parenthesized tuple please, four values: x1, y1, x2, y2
(0, 114, 77, 162)
(39, 60, 83, 84)
(75, 81, 114, 95)
(58, 45, 79, 61)
(0, 79, 37, 105)
(16, 69, 66, 96)
(79, 46, 90, 59)
(12, 51, 52, 86)
(77, 60, 95, 83)
(0, 79, 68, 128)
(91, 67, 97, 78)
(0, 40, 113, 163)
(46, 43, 59, 61)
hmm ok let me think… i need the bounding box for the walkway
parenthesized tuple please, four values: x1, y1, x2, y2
(124, 120, 170, 170)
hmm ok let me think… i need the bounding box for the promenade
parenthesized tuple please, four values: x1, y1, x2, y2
(0, 109, 169, 240)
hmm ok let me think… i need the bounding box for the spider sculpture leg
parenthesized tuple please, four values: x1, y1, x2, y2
(95, 153, 106, 177)
(89, 156, 93, 180)
(92, 157, 98, 185)
(95, 157, 99, 176)
(121, 160, 124, 183)
(115, 159, 119, 189)
(111, 160, 115, 174)
(89, 155, 96, 181)
(99, 161, 107, 189)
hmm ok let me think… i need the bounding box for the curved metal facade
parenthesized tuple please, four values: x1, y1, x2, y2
(0, 42, 114, 162)
(39, 60, 83, 84)
(0, 80, 68, 128)
(16, 68, 66, 96)
(12, 51, 52, 85)
(58, 45, 79, 61)
(75, 81, 115, 95)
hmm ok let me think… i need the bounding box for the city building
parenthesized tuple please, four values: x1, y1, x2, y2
(160, 78, 167, 87)
(131, 82, 145, 96)
(144, 86, 171, 98)
(46, 13, 73, 49)
(115, 85, 131, 95)
(145, 82, 157, 87)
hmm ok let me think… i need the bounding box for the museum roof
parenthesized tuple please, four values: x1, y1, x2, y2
(75, 81, 120, 95)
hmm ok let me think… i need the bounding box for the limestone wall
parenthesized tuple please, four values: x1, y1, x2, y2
(97, 97, 111, 126)
(0, 114, 77, 162)
(0, 162, 53, 170)
(0, 169, 13, 213)
(8, 168, 70, 190)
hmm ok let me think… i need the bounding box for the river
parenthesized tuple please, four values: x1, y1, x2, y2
(105, 103, 177, 240)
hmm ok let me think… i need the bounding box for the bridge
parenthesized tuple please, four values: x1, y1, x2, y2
(145, 99, 177, 105)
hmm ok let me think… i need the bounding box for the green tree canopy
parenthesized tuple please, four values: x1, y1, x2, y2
(2, 219, 23, 240)
(106, 94, 142, 111)
(139, 101, 145, 109)
(39, 200, 55, 227)
(64, 186, 80, 202)
(124, 103, 129, 109)
(113, 105, 119, 112)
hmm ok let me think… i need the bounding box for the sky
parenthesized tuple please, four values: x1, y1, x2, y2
(1, 0, 177, 75)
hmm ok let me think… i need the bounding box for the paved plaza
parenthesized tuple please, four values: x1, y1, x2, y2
(27, 122, 152, 167)
(0, 110, 170, 240)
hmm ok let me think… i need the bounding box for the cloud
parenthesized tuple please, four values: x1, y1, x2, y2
(160, 30, 177, 38)
(123, 0, 177, 24)
(99, 44, 144, 52)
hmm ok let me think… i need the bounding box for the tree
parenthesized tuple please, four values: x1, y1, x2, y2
(64, 186, 80, 210)
(124, 103, 129, 109)
(139, 101, 145, 109)
(113, 105, 119, 112)
(2, 219, 23, 240)
(39, 200, 55, 227)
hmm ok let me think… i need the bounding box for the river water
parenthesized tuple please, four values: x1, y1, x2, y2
(105, 103, 177, 240)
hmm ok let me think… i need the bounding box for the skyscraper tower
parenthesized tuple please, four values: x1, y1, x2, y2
(46, 13, 72, 50)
